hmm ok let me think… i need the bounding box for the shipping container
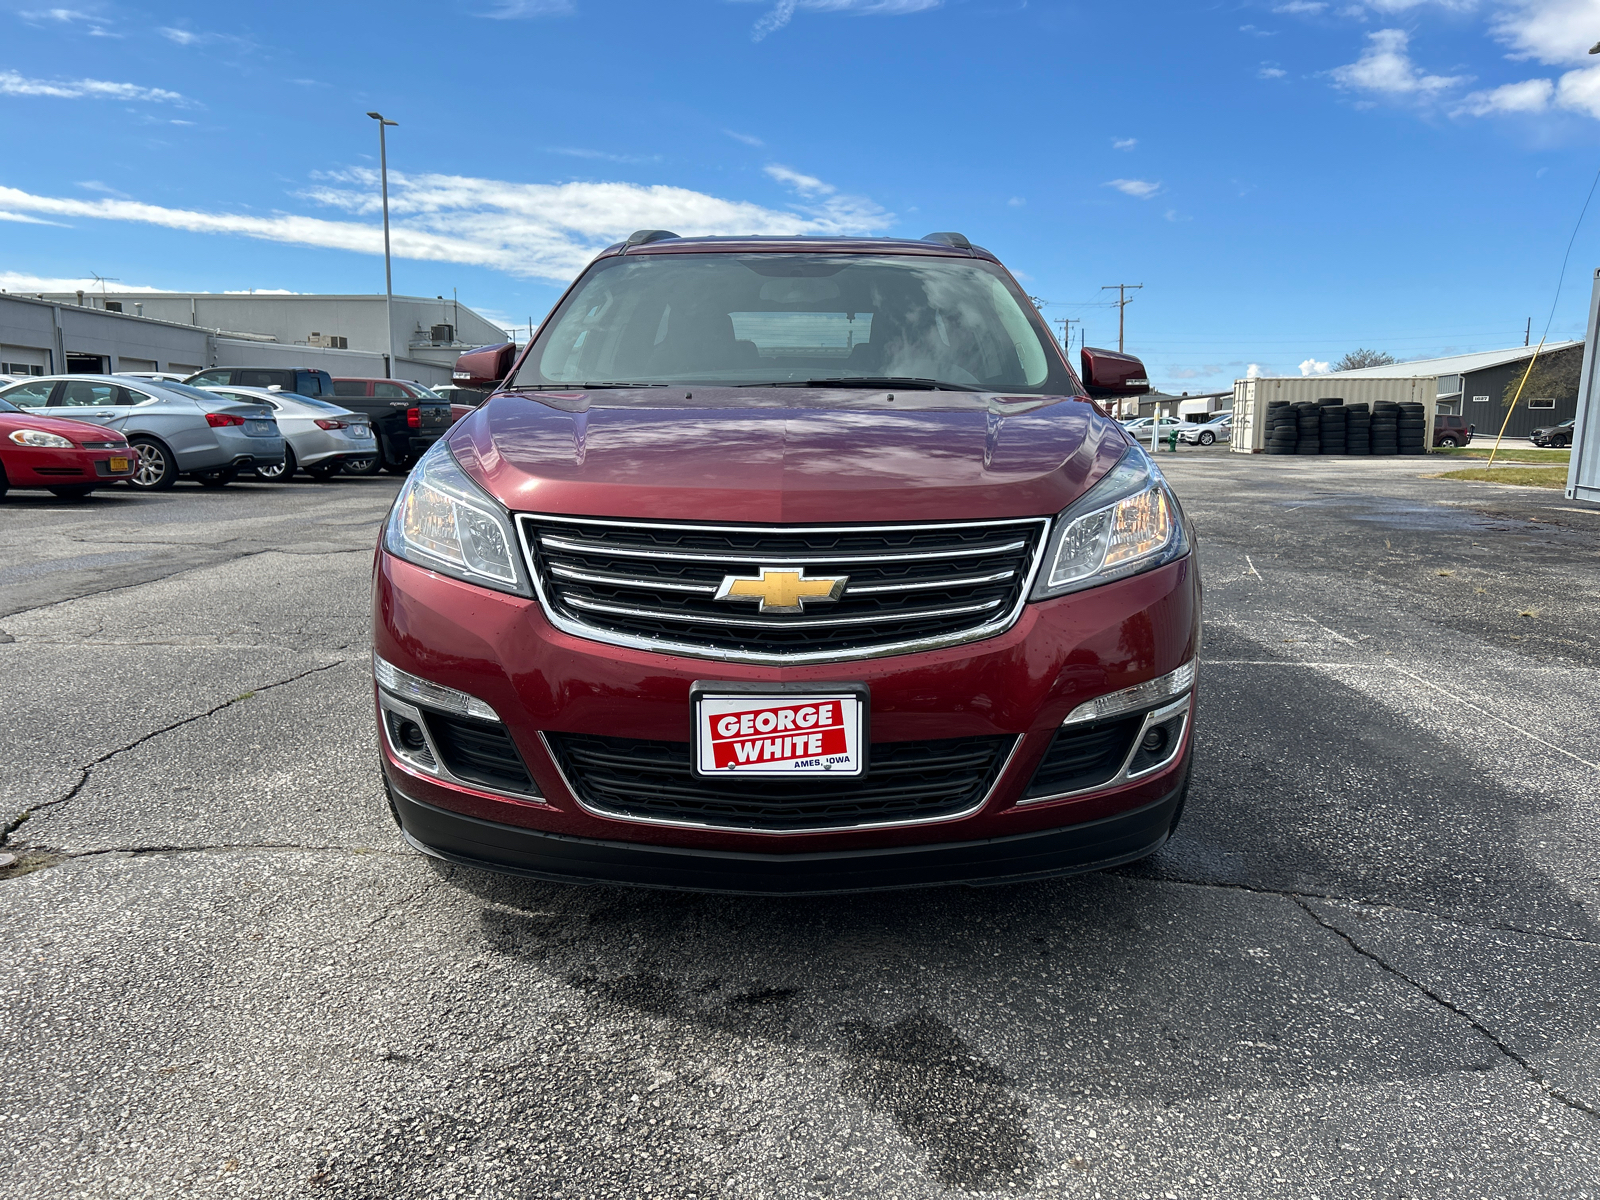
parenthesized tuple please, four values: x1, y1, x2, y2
(1231, 376, 1439, 453)
(1568, 268, 1600, 505)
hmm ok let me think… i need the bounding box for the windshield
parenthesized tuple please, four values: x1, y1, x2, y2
(512, 252, 1075, 394)
(409, 384, 443, 399)
(0, 396, 17, 414)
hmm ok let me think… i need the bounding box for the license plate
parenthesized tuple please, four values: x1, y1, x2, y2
(245, 420, 274, 435)
(350, 426, 372, 439)
(108, 456, 130, 472)
(693, 687, 866, 777)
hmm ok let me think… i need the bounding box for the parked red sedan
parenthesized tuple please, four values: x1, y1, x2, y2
(0, 394, 134, 497)
(374, 232, 1198, 893)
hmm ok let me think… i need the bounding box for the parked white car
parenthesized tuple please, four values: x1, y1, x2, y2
(199, 385, 374, 481)
(1122, 416, 1184, 433)
(1178, 415, 1233, 446)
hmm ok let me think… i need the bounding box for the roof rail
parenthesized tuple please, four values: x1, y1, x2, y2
(922, 232, 972, 249)
(624, 229, 681, 246)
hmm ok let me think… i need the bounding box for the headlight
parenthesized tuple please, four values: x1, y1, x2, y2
(384, 439, 529, 596)
(1030, 445, 1186, 601)
(9, 429, 75, 449)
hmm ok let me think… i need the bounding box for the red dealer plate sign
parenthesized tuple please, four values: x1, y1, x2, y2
(694, 693, 865, 777)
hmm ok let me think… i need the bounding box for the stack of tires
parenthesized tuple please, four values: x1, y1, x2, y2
(1371, 402, 1399, 455)
(1266, 401, 1297, 454)
(1295, 402, 1321, 454)
(1344, 403, 1371, 455)
(1398, 402, 1427, 455)
(1317, 398, 1346, 454)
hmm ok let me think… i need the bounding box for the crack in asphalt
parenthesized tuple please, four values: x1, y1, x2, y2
(0, 659, 351, 849)
(1126, 870, 1600, 948)
(0, 545, 374, 622)
(1293, 896, 1600, 1122)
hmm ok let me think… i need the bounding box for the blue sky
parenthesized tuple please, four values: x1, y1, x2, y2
(5, 0, 1600, 392)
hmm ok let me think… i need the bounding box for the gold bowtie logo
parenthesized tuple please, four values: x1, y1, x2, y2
(714, 567, 848, 614)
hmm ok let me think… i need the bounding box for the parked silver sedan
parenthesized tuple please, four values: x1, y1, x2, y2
(0, 375, 284, 490)
(198, 386, 376, 481)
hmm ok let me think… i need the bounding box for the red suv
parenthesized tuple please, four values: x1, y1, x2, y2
(373, 232, 1199, 893)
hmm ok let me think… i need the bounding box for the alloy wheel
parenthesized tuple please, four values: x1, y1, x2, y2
(132, 443, 168, 488)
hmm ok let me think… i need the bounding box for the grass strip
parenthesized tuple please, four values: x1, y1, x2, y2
(1427, 467, 1568, 489)
(1430, 447, 1571, 464)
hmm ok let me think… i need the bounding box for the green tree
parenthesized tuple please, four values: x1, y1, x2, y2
(1501, 344, 1582, 408)
(1334, 349, 1396, 371)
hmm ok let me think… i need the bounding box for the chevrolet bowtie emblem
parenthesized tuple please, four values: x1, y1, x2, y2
(714, 567, 848, 614)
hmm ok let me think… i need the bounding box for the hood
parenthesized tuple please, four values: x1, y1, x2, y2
(448, 387, 1128, 523)
(0, 411, 127, 442)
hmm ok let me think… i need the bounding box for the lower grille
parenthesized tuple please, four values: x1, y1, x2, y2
(423, 712, 535, 794)
(1022, 715, 1142, 799)
(545, 732, 1017, 831)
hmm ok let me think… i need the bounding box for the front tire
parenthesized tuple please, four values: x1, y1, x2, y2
(128, 438, 178, 491)
(1198, 431, 1215, 446)
(306, 461, 341, 481)
(194, 468, 237, 489)
(1436, 435, 1461, 448)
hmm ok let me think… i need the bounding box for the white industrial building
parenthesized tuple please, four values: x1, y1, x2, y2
(1, 290, 510, 386)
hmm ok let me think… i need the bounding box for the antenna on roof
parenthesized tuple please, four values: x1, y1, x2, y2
(624, 230, 680, 246)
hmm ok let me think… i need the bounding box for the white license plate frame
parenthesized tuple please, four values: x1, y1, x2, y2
(690, 682, 869, 779)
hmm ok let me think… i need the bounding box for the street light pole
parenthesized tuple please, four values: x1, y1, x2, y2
(367, 111, 399, 378)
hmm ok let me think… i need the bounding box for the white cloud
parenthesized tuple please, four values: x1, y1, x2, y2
(1240, 23, 1277, 35)
(1556, 61, 1600, 114)
(725, 129, 764, 146)
(77, 180, 131, 197)
(1366, 0, 1477, 9)
(477, 0, 575, 16)
(1491, 0, 1600, 64)
(744, 0, 940, 41)
(764, 163, 831, 195)
(1259, 64, 1289, 78)
(1008, 196, 1025, 207)
(0, 211, 68, 226)
(1105, 178, 1162, 199)
(0, 168, 893, 283)
(1330, 29, 1469, 96)
(0, 271, 166, 293)
(159, 26, 201, 44)
(1247, 363, 1264, 378)
(546, 146, 661, 164)
(1300, 357, 1332, 375)
(1453, 76, 1554, 114)
(1274, 1, 1326, 11)
(1112, 137, 1137, 150)
(0, 68, 187, 104)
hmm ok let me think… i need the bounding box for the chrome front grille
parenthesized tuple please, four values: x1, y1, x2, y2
(516, 514, 1051, 664)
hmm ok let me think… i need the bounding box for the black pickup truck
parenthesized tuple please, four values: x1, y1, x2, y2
(329, 377, 454, 474)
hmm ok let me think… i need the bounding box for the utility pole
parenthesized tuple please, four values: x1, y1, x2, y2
(1100, 283, 1143, 353)
(1054, 317, 1082, 352)
(367, 111, 399, 377)
(1525, 317, 1531, 347)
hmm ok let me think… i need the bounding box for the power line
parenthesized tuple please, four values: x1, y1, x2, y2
(1100, 283, 1142, 353)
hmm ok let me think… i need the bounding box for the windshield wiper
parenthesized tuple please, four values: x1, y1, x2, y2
(758, 377, 959, 391)
(506, 381, 669, 391)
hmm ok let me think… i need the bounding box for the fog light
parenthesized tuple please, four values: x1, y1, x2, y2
(1141, 727, 1168, 754)
(397, 720, 427, 751)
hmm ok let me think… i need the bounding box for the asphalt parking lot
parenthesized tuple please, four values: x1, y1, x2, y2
(2, 451, 1598, 1200)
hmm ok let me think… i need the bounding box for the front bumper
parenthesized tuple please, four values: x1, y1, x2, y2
(388, 762, 1188, 894)
(1, 444, 134, 484)
(375, 544, 1200, 883)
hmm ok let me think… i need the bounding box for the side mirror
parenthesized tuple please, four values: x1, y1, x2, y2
(1080, 347, 1151, 397)
(453, 342, 518, 389)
